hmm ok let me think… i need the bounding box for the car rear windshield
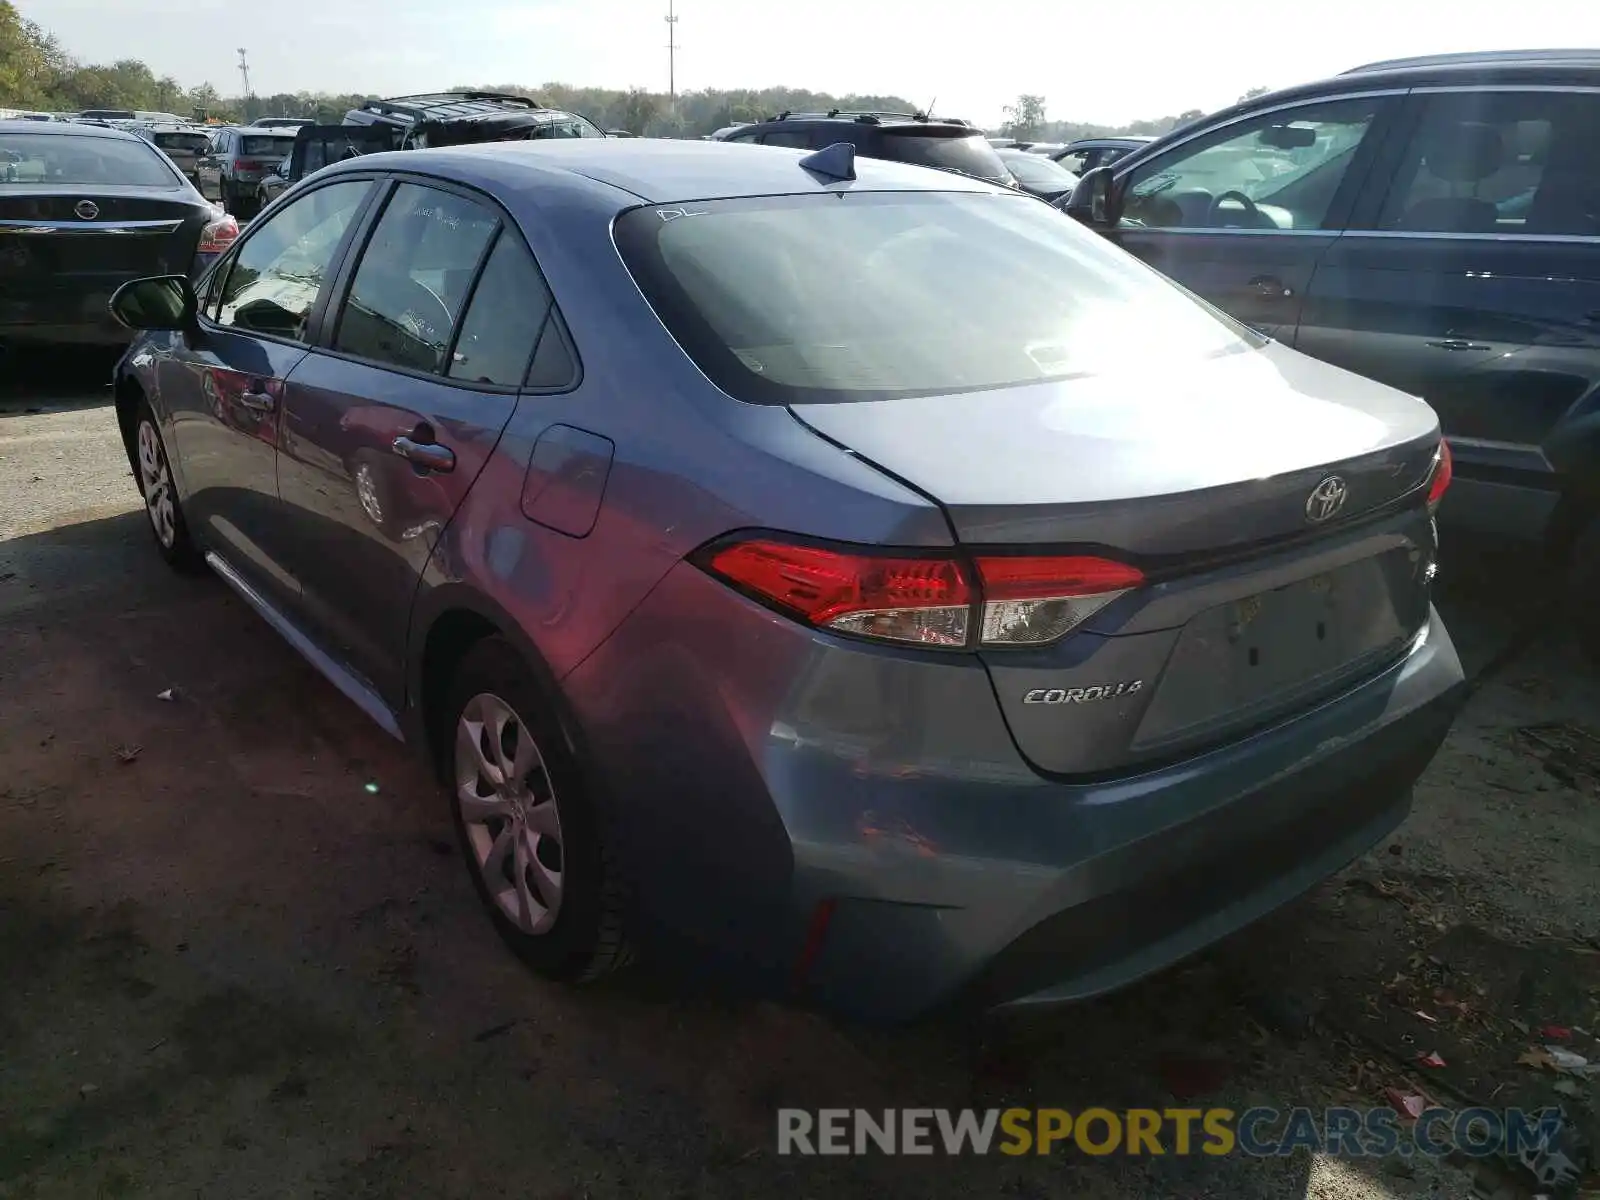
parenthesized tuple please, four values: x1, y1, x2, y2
(614, 191, 1259, 405)
(240, 135, 295, 156)
(0, 133, 180, 186)
(154, 132, 209, 152)
(875, 129, 1013, 185)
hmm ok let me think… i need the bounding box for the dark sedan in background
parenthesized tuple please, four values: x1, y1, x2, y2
(0, 120, 237, 348)
(996, 146, 1079, 202)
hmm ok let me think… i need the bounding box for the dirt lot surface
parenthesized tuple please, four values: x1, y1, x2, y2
(3, 353, 1599, 1200)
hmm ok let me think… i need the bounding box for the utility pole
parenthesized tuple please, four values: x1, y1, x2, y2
(664, 0, 679, 105)
(236, 48, 253, 117)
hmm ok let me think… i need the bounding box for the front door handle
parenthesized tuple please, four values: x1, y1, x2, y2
(1427, 338, 1491, 352)
(1248, 274, 1293, 297)
(237, 389, 275, 412)
(392, 435, 455, 473)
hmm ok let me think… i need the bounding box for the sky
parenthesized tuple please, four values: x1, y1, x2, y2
(18, 0, 1600, 127)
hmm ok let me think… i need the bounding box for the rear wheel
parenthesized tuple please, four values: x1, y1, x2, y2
(444, 637, 629, 981)
(133, 400, 203, 572)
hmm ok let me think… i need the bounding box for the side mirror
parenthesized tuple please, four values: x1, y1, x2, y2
(109, 275, 197, 332)
(1060, 165, 1120, 228)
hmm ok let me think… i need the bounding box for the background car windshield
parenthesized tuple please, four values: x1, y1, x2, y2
(1003, 152, 1079, 189)
(240, 135, 295, 156)
(615, 190, 1257, 405)
(876, 131, 1013, 184)
(0, 133, 178, 185)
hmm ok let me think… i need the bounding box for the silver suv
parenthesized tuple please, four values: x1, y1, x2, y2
(195, 125, 297, 218)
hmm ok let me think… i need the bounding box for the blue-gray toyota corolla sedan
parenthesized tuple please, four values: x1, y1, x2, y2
(108, 138, 1466, 1023)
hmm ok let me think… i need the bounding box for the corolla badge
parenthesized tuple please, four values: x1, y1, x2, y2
(74, 199, 99, 220)
(1023, 681, 1143, 705)
(1305, 475, 1348, 523)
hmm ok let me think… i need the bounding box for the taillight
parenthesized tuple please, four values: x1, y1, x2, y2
(198, 213, 239, 254)
(703, 539, 972, 647)
(975, 555, 1144, 646)
(1426, 440, 1452, 513)
(698, 537, 1143, 649)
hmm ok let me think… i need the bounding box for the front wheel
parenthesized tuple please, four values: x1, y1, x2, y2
(444, 637, 630, 982)
(133, 400, 203, 573)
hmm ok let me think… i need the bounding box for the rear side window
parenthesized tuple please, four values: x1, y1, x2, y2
(761, 131, 813, 148)
(1375, 90, 1600, 237)
(874, 129, 1012, 185)
(0, 133, 179, 186)
(447, 231, 558, 386)
(334, 183, 498, 374)
(614, 190, 1256, 406)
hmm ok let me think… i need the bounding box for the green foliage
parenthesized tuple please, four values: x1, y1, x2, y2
(1, 3, 1204, 137)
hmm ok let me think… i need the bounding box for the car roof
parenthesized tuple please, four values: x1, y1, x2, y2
(747, 111, 979, 130)
(325, 137, 1004, 206)
(0, 118, 143, 141)
(1342, 47, 1600, 74)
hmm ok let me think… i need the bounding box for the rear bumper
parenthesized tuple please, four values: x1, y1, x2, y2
(563, 562, 1466, 1023)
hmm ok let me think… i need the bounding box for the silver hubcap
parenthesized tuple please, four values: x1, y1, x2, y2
(455, 693, 564, 935)
(354, 462, 383, 525)
(137, 419, 177, 549)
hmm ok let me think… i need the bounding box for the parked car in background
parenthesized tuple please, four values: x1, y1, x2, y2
(75, 108, 137, 122)
(0, 120, 235, 349)
(138, 123, 211, 185)
(996, 146, 1079, 201)
(195, 124, 298, 218)
(1052, 136, 1155, 175)
(109, 138, 1462, 1022)
(720, 110, 1015, 185)
(254, 93, 615, 210)
(706, 123, 752, 140)
(253, 117, 315, 130)
(341, 91, 608, 147)
(1060, 48, 1600, 657)
(255, 123, 397, 209)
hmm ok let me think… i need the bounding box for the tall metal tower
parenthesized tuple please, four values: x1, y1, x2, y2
(664, 0, 679, 104)
(237, 48, 253, 104)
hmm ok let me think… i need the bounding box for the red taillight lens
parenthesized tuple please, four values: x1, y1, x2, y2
(700, 538, 1144, 649)
(1426, 440, 1452, 513)
(705, 539, 972, 647)
(198, 212, 239, 254)
(975, 555, 1144, 646)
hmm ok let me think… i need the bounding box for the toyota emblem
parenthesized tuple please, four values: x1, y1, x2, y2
(74, 200, 100, 221)
(1305, 475, 1348, 523)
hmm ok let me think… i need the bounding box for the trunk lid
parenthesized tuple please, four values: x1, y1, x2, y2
(790, 343, 1443, 776)
(0, 189, 208, 328)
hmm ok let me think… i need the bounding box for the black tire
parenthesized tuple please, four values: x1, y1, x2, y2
(1568, 514, 1600, 666)
(444, 637, 630, 982)
(131, 398, 204, 573)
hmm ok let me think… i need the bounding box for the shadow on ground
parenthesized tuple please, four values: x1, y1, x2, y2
(0, 347, 122, 415)
(0, 506, 1591, 1197)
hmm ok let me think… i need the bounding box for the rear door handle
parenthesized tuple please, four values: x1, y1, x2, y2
(392, 436, 455, 473)
(237, 389, 275, 412)
(1427, 338, 1491, 352)
(1248, 275, 1293, 297)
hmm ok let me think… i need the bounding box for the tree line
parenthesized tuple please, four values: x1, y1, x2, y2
(3, 0, 1231, 138)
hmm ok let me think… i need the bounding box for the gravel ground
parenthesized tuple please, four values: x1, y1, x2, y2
(1, 351, 1595, 1199)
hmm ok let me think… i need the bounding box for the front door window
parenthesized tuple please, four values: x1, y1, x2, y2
(1121, 98, 1383, 231)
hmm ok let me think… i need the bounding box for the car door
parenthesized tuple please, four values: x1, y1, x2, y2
(157, 177, 376, 611)
(1109, 93, 1402, 340)
(1295, 87, 1600, 537)
(274, 178, 526, 707)
(195, 131, 222, 200)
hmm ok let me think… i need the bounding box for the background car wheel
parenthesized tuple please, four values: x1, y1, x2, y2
(350, 449, 399, 535)
(133, 400, 203, 573)
(1567, 513, 1600, 666)
(445, 637, 630, 982)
